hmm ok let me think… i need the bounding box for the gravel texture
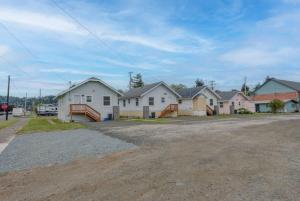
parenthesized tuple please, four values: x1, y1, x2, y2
(0, 129, 135, 172)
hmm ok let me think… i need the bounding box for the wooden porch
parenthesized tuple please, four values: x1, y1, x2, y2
(70, 104, 101, 122)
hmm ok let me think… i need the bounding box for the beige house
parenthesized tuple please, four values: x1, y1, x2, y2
(177, 86, 221, 116)
(119, 82, 181, 118)
(56, 77, 123, 122)
(216, 90, 255, 114)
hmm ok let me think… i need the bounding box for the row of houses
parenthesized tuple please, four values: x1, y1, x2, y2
(55, 77, 300, 122)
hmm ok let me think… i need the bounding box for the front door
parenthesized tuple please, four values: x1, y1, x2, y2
(74, 95, 82, 104)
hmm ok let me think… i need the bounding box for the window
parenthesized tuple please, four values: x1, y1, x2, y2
(209, 99, 213, 106)
(103, 96, 110, 106)
(128, 99, 130, 104)
(149, 97, 154, 106)
(136, 98, 139, 106)
(86, 96, 92, 103)
(239, 102, 241, 106)
(232, 102, 235, 106)
(219, 102, 223, 108)
(123, 100, 126, 107)
(161, 97, 165, 103)
(178, 100, 182, 104)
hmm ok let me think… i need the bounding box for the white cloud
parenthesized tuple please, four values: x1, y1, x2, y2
(0, 45, 9, 56)
(0, 6, 214, 53)
(40, 68, 124, 78)
(0, 7, 86, 35)
(220, 47, 299, 66)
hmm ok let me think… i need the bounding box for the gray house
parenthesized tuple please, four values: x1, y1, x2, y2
(119, 82, 181, 118)
(56, 77, 123, 122)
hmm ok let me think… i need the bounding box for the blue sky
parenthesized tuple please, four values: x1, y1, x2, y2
(0, 0, 300, 97)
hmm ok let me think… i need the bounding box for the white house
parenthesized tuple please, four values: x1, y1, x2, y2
(55, 77, 123, 122)
(177, 86, 221, 116)
(119, 82, 181, 118)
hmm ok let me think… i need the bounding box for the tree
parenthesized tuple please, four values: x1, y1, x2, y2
(132, 73, 144, 88)
(170, 84, 187, 92)
(195, 79, 205, 87)
(269, 99, 284, 113)
(241, 83, 250, 96)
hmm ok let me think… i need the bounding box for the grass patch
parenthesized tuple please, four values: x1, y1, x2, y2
(0, 118, 19, 130)
(126, 118, 170, 124)
(18, 117, 86, 134)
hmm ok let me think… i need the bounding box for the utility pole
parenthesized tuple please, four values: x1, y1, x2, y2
(24, 92, 27, 115)
(244, 76, 247, 96)
(209, 80, 216, 90)
(128, 72, 133, 89)
(38, 88, 41, 116)
(5, 75, 10, 120)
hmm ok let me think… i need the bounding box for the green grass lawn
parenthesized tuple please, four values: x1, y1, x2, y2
(0, 118, 19, 130)
(18, 117, 86, 134)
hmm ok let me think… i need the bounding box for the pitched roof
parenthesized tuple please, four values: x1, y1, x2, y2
(55, 77, 123, 99)
(271, 78, 300, 92)
(216, 90, 248, 101)
(121, 81, 181, 99)
(177, 86, 206, 98)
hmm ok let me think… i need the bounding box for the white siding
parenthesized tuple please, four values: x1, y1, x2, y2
(119, 84, 178, 117)
(119, 97, 142, 112)
(142, 85, 178, 114)
(200, 88, 219, 108)
(57, 81, 119, 121)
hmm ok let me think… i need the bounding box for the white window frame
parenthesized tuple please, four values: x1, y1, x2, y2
(219, 102, 224, 108)
(136, 98, 139, 106)
(161, 97, 165, 103)
(149, 97, 154, 106)
(103, 96, 111, 106)
(86, 95, 92, 103)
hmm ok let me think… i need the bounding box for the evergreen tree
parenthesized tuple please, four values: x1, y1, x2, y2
(241, 83, 250, 96)
(132, 73, 144, 88)
(170, 84, 187, 92)
(195, 79, 205, 87)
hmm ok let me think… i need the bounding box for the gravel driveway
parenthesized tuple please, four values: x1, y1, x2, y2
(0, 129, 135, 172)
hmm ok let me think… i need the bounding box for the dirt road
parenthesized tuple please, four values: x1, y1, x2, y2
(1, 115, 300, 201)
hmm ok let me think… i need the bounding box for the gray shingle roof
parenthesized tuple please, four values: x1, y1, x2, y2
(216, 90, 239, 101)
(177, 86, 205, 98)
(121, 82, 162, 99)
(272, 78, 300, 92)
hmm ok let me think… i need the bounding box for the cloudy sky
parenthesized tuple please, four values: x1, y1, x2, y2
(0, 0, 300, 97)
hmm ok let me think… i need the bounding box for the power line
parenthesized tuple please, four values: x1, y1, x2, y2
(50, 0, 136, 67)
(0, 22, 71, 83)
(0, 22, 37, 59)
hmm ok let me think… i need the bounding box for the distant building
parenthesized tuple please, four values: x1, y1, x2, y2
(252, 78, 300, 112)
(216, 90, 255, 114)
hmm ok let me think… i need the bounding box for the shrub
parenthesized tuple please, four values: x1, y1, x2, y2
(237, 108, 253, 114)
(269, 99, 285, 113)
